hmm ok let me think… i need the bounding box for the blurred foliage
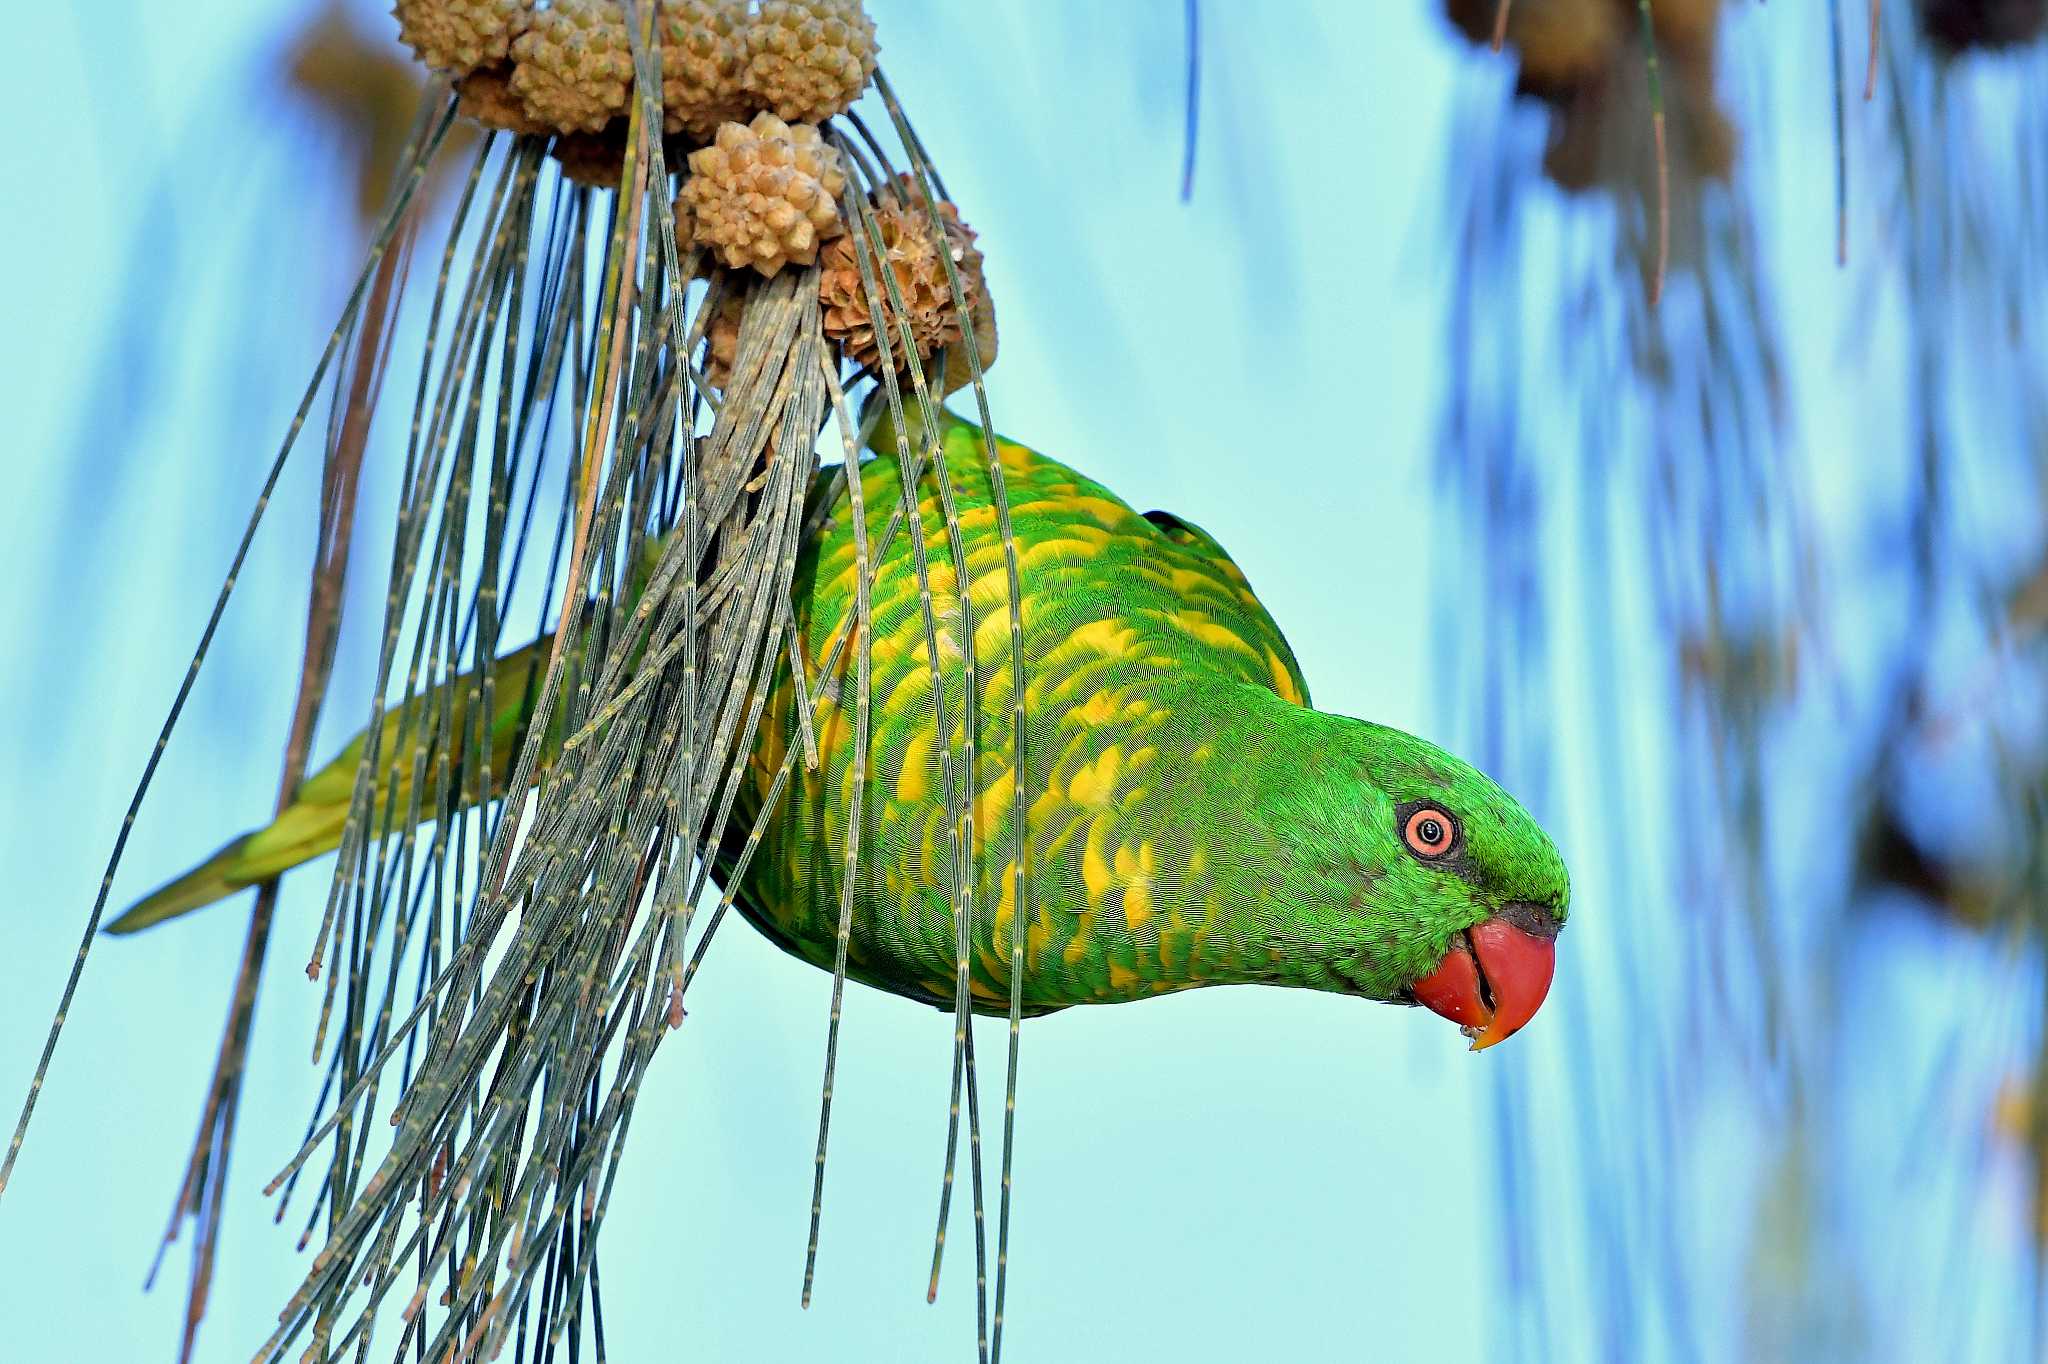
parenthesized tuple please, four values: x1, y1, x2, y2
(1437, 0, 2048, 1356)
(286, 0, 441, 226)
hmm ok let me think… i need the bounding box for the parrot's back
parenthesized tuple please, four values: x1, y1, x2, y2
(730, 410, 1311, 1014)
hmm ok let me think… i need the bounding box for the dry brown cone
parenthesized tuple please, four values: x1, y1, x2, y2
(678, 113, 846, 276)
(699, 287, 748, 388)
(743, 0, 880, 124)
(509, 0, 632, 134)
(939, 270, 998, 396)
(1660, 34, 1737, 183)
(1920, 0, 2048, 52)
(552, 123, 629, 187)
(1542, 56, 1737, 194)
(394, 0, 531, 75)
(548, 123, 694, 189)
(1443, 0, 1622, 98)
(662, 0, 751, 139)
(290, 2, 438, 226)
(1518, 0, 1626, 97)
(820, 179, 995, 393)
(456, 63, 550, 135)
(1690, 99, 1738, 184)
(1533, 19, 1734, 202)
(1635, 0, 1722, 60)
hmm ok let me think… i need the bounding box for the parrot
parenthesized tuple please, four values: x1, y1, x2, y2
(110, 402, 1569, 1050)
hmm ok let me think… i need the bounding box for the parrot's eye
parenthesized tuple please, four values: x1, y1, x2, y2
(1403, 807, 1457, 858)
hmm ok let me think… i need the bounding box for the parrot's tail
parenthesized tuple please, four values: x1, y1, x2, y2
(101, 546, 658, 940)
(105, 784, 361, 934)
(106, 833, 258, 935)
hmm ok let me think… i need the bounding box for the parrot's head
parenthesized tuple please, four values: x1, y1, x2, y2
(1321, 718, 1570, 1051)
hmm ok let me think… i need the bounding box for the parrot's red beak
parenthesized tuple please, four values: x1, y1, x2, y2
(1409, 915, 1556, 1051)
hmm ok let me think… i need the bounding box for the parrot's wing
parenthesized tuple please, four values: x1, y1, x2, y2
(1139, 507, 1312, 708)
(1138, 507, 1218, 548)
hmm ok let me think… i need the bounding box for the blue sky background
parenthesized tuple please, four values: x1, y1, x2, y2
(1, 2, 2038, 1361)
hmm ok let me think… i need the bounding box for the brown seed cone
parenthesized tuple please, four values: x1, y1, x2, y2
(699, 288, 748, 388)
(1540, 41, 1736, 194)
(819, 181, 993, 391)
(551, 123, 628, 187)
(662, 0, 752, 139)
(1516, 0, 1624, 92)
(1633, 0, 1721, 59)
(551, 126, 697, 190)
(1919, 0, 2048, 52)
(678, 113, 847, 276)
(509, 0, 632, 135)
(743, 0, 880, 124)
(1443, 0, 1623, 97)
(457, 63, 550, 134)
(937, 270, 998, 397)
(1692, 100, 1738, 183)
(394, 0, 531, 75)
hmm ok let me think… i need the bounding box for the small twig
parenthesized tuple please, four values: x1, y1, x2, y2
(1637, 0, 1670, 306)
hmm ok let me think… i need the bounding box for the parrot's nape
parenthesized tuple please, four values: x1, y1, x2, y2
(112, 404, 1570, 1048)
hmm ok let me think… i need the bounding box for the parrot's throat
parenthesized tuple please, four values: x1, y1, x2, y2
(1169, 692, 1399, 1000)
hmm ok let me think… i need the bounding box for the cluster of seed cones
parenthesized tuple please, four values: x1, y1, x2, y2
(698, 166, 997, 394)
(397, 0, 994, 392)
(674, 121, 996, 393)
(1442, 0, 1735, 194)
(405, 0, 876, 139)
(407, 0, 874, 201)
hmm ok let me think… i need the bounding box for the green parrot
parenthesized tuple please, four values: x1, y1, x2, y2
(112, 404, 1569, 1048)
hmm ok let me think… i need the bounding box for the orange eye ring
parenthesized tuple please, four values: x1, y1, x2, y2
(1404, 807, 1456, 858)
